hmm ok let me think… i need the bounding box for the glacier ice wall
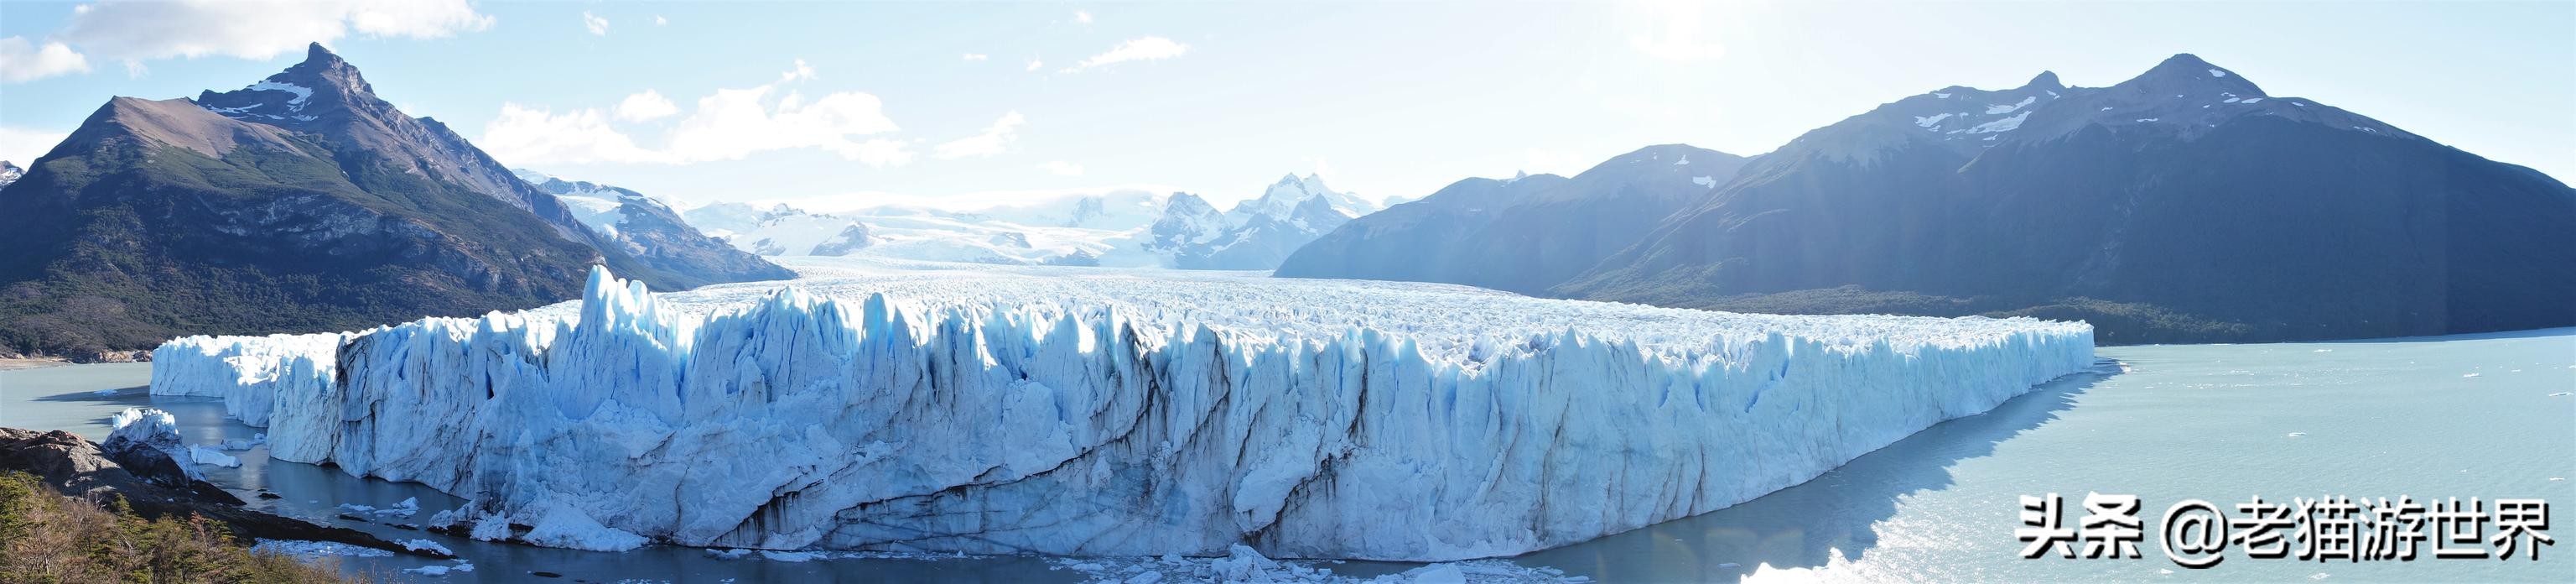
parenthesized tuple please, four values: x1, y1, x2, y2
(153, 264, 2093, 561)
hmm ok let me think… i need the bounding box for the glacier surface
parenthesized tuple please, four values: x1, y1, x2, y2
(152, 259, 2093, 561)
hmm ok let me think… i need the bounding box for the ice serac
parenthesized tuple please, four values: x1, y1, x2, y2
(153, 266, 2094, 561)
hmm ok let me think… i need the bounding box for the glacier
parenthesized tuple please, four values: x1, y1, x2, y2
(151, 259, 2093, 561)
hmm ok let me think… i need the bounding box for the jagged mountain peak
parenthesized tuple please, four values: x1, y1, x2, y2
(2023, 70, 2063, 91)
(1165, 191, 1218, 215)
(2119, 53, 2267, 98)
(194, 42, 385, 126)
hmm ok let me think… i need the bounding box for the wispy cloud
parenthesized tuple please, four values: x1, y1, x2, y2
(781, 59, 815, 81)
(934, 112, 1026, 159)
(1075, 11, 1093, 24)
(0, 37, 90, 83)
(34, 0, 490, 76)
(653, 15, 667, 26)
(1063, 36, 1188, 73)
(1026, 59, 1043, 72)
(962, 53, 989, 61)
(582, 11, 610, 36)
(480, 62, 909, 168)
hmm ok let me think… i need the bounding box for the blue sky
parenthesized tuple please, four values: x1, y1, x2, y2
(2, 1, 2569, 211)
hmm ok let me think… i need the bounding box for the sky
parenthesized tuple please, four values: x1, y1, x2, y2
(1, 1, 2569, 211)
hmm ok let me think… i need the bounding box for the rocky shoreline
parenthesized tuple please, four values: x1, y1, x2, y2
(0, 425, 444, 560)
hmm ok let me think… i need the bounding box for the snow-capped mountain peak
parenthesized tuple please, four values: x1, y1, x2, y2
(0, 160, 22, 190)
(1229, 172, 1379, 224)
(194, 43, 378, 127)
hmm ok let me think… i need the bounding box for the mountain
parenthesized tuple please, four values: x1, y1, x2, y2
(515, 169, 794, 283)
(1275, 145, 1751, 293)
(1544, 54, 2574, 343)
(0, 44, 785, 359)
(680, 202, 879, 257)
(1147, 174, 1385, 269)
(0, 161, 21, 190)
(677, 176, 1389, 270)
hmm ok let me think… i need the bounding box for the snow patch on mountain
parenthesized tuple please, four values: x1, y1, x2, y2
(152, 258, 2093, 561)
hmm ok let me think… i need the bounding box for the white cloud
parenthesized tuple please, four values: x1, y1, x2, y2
(654, 15, 667, 26)
(665, 86, 906, 164)
(582, 11, 610, 36)
(1075, 11, 1093, 24)
(479, 104, 671, 164)
(1063, 36, 1187, 72)
(614, 90, 678, 122)
(480, 62, 910, 168)
(933, 112, 1025, 159)
(0, 37, 91, 82)
(781, 59, 815, 82)
(1025, 60, 1043, 72)
(1037, 160, 1084, 176)
(55, 0, 491, 70)
(0, 126, 70, 165)
(1628, 1, 1724, 61)
(962, 53, 989, 61)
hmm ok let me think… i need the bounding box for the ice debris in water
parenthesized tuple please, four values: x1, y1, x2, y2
(252, 540, 393, 559)
(402, 561, 474, 576)
(150, 263, 2093, 561)
(399, 539, 452, 555)
(189, 446, 241, 467)
(1048, 545, 1584, 583)
(338, 497, 419, 518)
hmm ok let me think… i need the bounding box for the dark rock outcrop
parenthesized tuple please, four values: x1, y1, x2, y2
(0, 427, 443, 558)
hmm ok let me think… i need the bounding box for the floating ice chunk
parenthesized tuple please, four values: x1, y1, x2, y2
(469, 512, 513, 541)
(1400, 564, 1468, 584)
(252, 539, 393, 559)
(2286, 432, 2307, 438)
(189, 446, 241, 467)
(400, 539, 454, 555)
(522, 503, 647, 551)
(2464, 373, 2481, 378)
(106, 407, 200, 479)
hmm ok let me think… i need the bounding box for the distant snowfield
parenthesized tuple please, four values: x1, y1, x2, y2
(153, 258, 2094, 561)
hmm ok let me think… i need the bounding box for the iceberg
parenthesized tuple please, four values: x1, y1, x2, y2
(152, 263, 2092, 561)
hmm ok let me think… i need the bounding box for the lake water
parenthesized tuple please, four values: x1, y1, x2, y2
(3, 330, 2569, 582)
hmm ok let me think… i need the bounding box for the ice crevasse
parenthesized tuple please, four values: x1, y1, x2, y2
(153, 265, 2095, 561)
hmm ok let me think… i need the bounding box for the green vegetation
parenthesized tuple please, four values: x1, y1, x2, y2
(0, 472, 362, 583)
